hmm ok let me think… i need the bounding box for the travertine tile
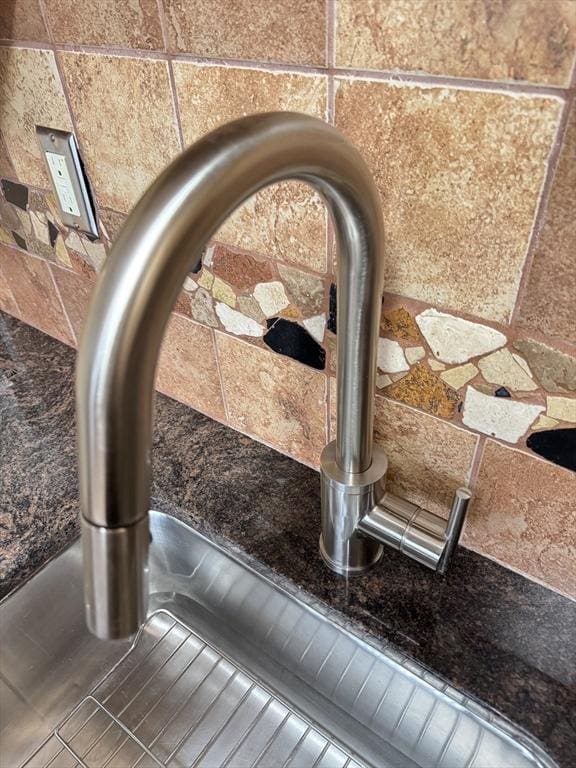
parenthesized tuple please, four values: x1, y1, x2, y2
(0, 246, 74, 344)
(43, 0, 163, 48)
(164, 0, 325, 65)
(0, 263, 20, 315)
(157, 313, 225, 420)
(0, 135, 16, 180)
(59, 52, 180, 213)
(173, 63, 327, 272)
(518, 103, 576, 340)
(329, 379, 477, 517)
(0, 0, 48, 42)
(335, 80, 561, 321)
(216, 333, 327, 465)
(465, 441, 576, 597)
(51, 263, 96, 342)
(336, 0, 576, 87)
(0, 48, 73, 187)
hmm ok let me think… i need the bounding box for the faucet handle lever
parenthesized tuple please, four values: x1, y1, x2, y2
(438, 487, 472, 574)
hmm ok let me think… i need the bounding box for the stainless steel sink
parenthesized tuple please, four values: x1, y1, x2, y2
(0, 511, 558, 768)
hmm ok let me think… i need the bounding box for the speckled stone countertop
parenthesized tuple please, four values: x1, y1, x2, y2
(1, 312, 575, 766)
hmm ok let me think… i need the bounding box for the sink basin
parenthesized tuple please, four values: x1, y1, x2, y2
(0, 511, 558, 768)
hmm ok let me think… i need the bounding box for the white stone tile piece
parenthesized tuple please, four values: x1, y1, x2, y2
(405, 345, 426, 365)
(30, 211, 50, 244)
(376, 373, 392, 388)
(303, 314, 326, 343)
(183, 276, 198, 292)
(253, 281, 290, 317)
(546, 396, 576, 423)
(462, 386, 544, 443)
(377, 338, 410, 373)
(415, 308, 506, 364)
(478, 348, 538, 391)
(215, 303, 264, 337)
(440, 363, 478, 390)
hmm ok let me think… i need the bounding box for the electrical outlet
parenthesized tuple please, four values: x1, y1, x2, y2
(36, 126, 98, 238)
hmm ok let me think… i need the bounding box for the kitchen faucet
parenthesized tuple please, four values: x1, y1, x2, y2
(77, 113, 470, 639)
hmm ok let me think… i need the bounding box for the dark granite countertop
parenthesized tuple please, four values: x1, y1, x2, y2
(1, 312, 575, 767)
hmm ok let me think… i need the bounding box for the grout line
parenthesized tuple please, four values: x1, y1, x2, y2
(46, 260, 77, 345)
(467, 435, 486, 490)
(155, 0, 169, 52)
(167, 61, 186, 151)
(211, 328, 231, 423)
(509, 91, 574, 325)
(36, 0, 53, 44)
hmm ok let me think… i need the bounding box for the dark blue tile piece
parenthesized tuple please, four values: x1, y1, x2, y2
(495, 387, 511, 397)
(327, 282, 336, 334)
(527, 428, 576, 472)
(2, 179, 28, 211)
(12, 232, 26, 251)
(264, 318, 326, 370)
(48, 220, 59, 248)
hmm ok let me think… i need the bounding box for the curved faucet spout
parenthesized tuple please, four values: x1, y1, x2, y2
(77, 113, 385, 639)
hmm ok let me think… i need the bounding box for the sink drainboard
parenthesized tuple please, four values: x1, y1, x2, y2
(24, 611, 363, 768)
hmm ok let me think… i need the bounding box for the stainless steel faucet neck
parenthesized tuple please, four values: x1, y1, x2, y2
(77, 112, 470, 640)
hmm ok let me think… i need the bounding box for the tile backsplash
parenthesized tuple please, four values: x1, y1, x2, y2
(0, 0, 574, 598)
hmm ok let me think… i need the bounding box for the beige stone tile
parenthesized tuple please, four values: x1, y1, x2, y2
(329, 379, 477, 517)
(0, 134, 16, 179)
(336, 0, 576, 87)
(164, 0, 325, 65)
(335, 79, 561, 322)
(0, 48, 73, 187)
(0, 0, 48, 42)
(51, 263, 96, 343)
(59, 52, 180, 213)
(173, 63, 327, 272)
(157, 313, 225, 420)
(43, 0, 163, 48)
(518, 103, 576, 341)
(465, 440, 576, 598)
(0, 263, 20, 315)
(0, 245, 74, 344)
(216, 332, 327, 465)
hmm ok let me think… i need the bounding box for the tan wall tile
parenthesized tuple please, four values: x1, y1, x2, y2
(173, 63, 327, 272)
(518, 103, 576, 341)
(59, 52, 180, 213)
(335, 79, 561, 321)
(0, 0, 48, 42)
(216, 332, 327, 465)
(51, 263, 96, 342)
(0, 134, 16, 179)
(0, 263, 20, 315)
(0, 48, 73, 187)
(0, 246, 74, 344)
(164, 0, 325, 65)
(336, 0, 576, 87)
(465, 440, 576, 598)
(43, 0, 163, 49)
(329, 379, 477, 517)
(157, 313, 225, 420)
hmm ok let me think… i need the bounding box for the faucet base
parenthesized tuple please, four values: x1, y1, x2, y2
(319, 441, 388, 575)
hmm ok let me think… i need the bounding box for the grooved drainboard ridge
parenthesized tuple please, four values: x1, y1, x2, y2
(20, 610, 365, 768)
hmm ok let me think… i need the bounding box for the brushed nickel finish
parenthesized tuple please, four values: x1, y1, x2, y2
(77, 112, 470, 640)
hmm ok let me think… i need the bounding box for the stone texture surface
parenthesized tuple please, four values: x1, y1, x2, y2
(463, 386, 544, 442)
(216, 332, 326, 465)
(546, 396, 576, 423)
(404, 345, 425, 365)
(51, 263, 95, 342)
(372, 391, 477, 517)
(278, 264, 324, 316)
(212, 246, 273, 290)
(0, 0, 48, 41)
(0, 47, 73, 187)
(215, 303, 264, 337)
(157, 313, 225, 420)
(440, 362, 478, 390)
(336, 0, 576, 86)
(173, 63, 327, 272)
(377, 337, 409, 373)
(478, 348, 537, 392)
(416, 309, 507, 364)
(518, 103, 576, 340)
(253, 281, 290, 318)
(43, 0, 163, 48)
(385, 363, 459, 418)
(164, 0, 325, 64)
(0, 246, 73, 345)
(380, 306, 421, 341)
(2, 316, 574, 768)
(465, 441, 576, 598)
(0, 138, 16, 181)
(513, 339, 576, 392)
(0, 263, 20, 315)
(335, 80, 561, 321)
(59, 52, 180, 213)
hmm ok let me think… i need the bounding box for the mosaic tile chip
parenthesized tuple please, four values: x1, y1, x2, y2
(416, 309, 507, 364)
(513, 339, 576, 392)
(526, 428, 576, 472)
(384, 363, 459, 419)
(1, 179, 28, 211)
(263, 318, 326, 370)
(381, 306, 421, 341)
(463, 386, 543, 442)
